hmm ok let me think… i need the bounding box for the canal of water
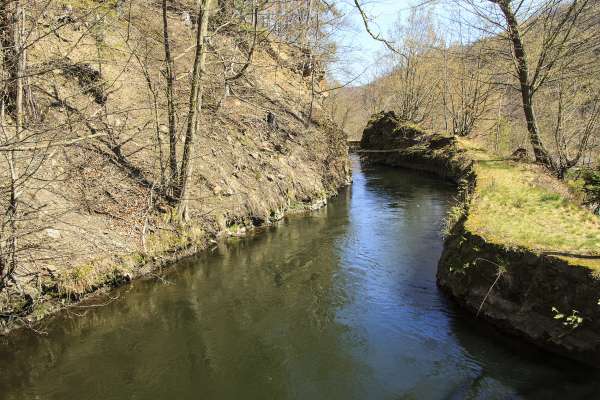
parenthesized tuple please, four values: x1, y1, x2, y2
(1, 156, 599, 399)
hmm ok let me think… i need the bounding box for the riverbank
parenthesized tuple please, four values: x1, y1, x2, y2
(15, 155, 596, 400)
(359, 111, 600, 366)
(2, 154, 349, 336)
(0, 1, 350, 334)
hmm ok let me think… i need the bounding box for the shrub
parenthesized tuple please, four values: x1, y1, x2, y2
(579, 168, 600, 214)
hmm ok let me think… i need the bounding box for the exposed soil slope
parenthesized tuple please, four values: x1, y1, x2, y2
(0, 2, 350, 332)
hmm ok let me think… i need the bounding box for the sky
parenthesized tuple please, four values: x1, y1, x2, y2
(329, 0, 460, 86)
(330, 0, 430, 85)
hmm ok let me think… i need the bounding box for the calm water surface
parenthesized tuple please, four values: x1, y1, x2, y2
(2, 156, 599, 399)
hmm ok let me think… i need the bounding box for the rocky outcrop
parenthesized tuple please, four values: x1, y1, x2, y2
(360, 111, 455, 151)
(359, 111, 471, 183)
(359, 111, 600, 367)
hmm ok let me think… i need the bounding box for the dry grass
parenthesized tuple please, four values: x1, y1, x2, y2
(0, 0, 350, 323)
(457, 139, 600, 270)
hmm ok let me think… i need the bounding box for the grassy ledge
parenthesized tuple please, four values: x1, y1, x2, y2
(360, 112, 600, 266)
(457, 138, 600, 271)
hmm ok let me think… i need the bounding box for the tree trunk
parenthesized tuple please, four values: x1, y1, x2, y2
(0, 0, 23, 289)
(1, 0, 19, 111)
(495, 0, 557, 172)
(15, 0, 23, 133)
(178, 0, 210, 219)
(162, 0, 178, 195)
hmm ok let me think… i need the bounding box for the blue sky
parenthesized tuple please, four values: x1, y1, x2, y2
(330, 0, 428, 84)
(330, 0, 460, 85)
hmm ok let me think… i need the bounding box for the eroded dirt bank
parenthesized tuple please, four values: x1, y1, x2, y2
(359, 111, 600, 366)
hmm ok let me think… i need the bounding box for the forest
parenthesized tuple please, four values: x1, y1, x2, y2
(333, 1, 600, 182)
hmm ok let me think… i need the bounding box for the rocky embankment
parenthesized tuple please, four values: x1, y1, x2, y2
(359, 111, 600, 366)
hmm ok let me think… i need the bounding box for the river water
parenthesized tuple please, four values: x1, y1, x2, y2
(1, 156, 599, 399)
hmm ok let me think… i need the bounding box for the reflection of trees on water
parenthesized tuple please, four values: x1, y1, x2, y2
(5, 163, 594, 400)
(358, 165, 454, 290)
(0, 187, 369, 399)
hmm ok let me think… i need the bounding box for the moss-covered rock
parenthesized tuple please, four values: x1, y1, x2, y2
(361, 111, 426, 150)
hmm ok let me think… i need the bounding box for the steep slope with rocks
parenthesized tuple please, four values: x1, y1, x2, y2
(0, 1, 350, 332)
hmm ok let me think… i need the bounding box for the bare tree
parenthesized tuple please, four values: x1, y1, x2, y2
(442, 45, 493, 136)
(0, 0, 25, 289)
(549, 77, 600, 177)
(162, 0, 178, 196)
(352, 0, 406, 59)
(461, 0, 598, 175)
(383, 8, 441, 124)
(177, 0, 212, 219)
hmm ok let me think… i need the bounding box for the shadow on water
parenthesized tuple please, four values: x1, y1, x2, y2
(1, 155, 599, 400)
(444, 302, 600, 400)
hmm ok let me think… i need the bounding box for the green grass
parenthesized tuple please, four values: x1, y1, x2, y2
(456, 139, 600, 270)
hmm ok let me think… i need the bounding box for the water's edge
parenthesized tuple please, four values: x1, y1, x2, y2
(359, 136, 600, 367)
(3, 156, 600, 399)
(1, 182, 349, 337)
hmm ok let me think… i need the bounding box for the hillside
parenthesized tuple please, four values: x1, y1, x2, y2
(0, 1, 349, 331)
(332, 1, 600, 166)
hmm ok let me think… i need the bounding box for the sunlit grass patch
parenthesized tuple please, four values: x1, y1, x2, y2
(458, 143, 600, 270)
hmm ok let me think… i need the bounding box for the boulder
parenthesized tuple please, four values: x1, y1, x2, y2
(360, 111, 455, 151)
